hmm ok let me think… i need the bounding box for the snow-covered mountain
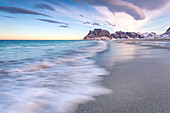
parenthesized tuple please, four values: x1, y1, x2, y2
(165, 27, 170, 34)
(83, 27, 170, 40)
(160, 27, 170, 39)
(143, 27, 170, 39)
(142, 32, 157, 39)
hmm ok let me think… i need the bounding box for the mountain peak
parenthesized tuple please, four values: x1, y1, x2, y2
(165, 27, 170, 34)
(84, 29, 112, 40)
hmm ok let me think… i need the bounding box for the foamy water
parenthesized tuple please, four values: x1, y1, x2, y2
(139, 41, 170, 47)
(0, 40, 111, 113)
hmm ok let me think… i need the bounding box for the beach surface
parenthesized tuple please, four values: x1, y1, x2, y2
(76, 40, 170, 113)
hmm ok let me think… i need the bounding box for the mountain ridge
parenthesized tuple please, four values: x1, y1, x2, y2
(84, 29, 146, 40)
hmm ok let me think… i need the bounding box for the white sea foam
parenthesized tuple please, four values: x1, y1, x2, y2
(0, 41, 111, 113)
(140, 41, 170, 47)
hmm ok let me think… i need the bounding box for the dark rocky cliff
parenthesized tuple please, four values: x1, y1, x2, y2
(84, 29, 112, 40)
(84, 29, 145, 40)
(165, 27, 170, 34)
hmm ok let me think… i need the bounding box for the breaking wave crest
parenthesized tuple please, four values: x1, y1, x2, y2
(0, 41, 111, 113)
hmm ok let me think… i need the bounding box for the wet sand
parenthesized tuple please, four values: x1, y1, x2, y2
(76, 41, 170, 113)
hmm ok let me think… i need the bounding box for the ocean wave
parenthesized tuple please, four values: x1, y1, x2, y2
(0, 41, 111, 113)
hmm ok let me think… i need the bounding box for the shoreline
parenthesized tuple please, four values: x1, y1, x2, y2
(76, 40, 170, 113)
(114, 38, 170, 42)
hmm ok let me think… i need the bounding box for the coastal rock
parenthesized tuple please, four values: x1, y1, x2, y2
(111, 33, 119, 39)
(84, 29, 148, 40)
(160, 27, 170, 39)
(126, 32, 144, 39)
(143, 32, 157, 38)
(112, 31, 144, 39)
(84, 29, 113, 40)
(84, 27, 170, 40)
(114, 31, 129, 39)
(165, 27, 170, 34)
(137, 33, 145, 38)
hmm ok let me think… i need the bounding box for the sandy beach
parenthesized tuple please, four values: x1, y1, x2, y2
(76, 40, 170, 113)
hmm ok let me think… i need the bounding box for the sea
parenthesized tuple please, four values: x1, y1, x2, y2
(0, 40, 111, 113)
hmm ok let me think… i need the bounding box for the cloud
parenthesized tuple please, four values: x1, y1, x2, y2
(94, 1, 170, 33)
(0, 6, 50, 17)
(71, 0, 83, 6)
(79, 14, 84, 17)
(124, 0, 169, 10)
(83, 21, 101, 26)
(0, 15, 14, 18)
(47, 0, 67, 9)
(83, 22, 90, 24)
(92, 22, 101, 26)
(106, 21, 115, 27)
(76, 0, 145, 20)
(96, 6, 145, 32)
(59, 25, 69, 28)
(37, 19, 68, 25)
(35, 3, 55, 11)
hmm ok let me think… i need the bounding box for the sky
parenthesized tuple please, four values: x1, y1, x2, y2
(0, 0, 169, 40)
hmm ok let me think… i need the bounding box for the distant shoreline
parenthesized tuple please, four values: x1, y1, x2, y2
(83, 28, 170, 40)
(114, 38, 170, 42)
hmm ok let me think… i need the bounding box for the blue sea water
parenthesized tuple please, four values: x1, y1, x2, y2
(0, 40, 111, 113)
